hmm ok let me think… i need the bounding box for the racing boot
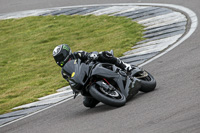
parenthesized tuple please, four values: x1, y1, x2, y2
(116, 58, 133, 72)
(83, 97, 99, 108)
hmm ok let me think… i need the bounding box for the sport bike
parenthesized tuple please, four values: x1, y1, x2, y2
(63, 51, 156, 107)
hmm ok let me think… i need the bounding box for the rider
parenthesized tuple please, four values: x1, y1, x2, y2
(53, 44, 132, 108)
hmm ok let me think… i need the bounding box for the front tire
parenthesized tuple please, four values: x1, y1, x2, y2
(89, 82, 126, 107)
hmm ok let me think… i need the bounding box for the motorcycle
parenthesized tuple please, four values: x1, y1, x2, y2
(63, 51, 156, 107)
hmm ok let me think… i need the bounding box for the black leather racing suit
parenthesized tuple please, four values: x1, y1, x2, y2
(73, 51, 126, 69)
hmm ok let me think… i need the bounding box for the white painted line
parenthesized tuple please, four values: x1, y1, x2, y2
(138, 12, 187, 29)
(110, 6, 148, 16)
(38, 89, 72, 100)
(133, 35, 182, 49)
(124, 38, 179, 56)
(0, 9, 54, 20)
(13, 95, 73, 110)
(138, 12, 184, 24)
(84, 6, 115, 15)
(0, 97, 74, 128)
(56, 86, 71, 92)
(145, 20, 187, 29)
(85, 6, 133, 16)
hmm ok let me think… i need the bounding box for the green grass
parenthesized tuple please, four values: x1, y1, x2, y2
(0, 15, 144, 114)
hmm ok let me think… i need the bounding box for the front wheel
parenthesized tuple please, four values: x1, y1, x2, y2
(136, 71, 156, 93)
(89, 81, 126, 107)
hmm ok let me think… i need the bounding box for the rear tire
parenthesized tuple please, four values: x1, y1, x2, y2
(138, 72, 156, 93)
(89, 82, 126, 107)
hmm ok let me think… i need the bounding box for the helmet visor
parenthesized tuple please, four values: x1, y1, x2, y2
(54, 53, 70, 66)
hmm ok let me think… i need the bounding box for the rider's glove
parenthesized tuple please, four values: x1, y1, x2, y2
(89, 53, 98, 61)
(102, 51, 113, 58)
(124, 63, 132, 72)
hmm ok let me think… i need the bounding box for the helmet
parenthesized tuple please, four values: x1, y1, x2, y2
(53, 44, 72, 67)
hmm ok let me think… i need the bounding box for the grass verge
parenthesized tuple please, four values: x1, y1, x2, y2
(0, 15, 144, 114)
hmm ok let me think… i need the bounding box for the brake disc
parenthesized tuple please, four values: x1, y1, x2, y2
(99, 86, 119, 97)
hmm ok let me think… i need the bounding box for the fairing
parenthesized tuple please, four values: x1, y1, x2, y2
(63, 59, 142, 99)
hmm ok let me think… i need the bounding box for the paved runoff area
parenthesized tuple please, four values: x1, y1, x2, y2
(0, 3, 196, 126)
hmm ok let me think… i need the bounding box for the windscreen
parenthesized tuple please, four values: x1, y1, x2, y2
(62, 60, 76, 76)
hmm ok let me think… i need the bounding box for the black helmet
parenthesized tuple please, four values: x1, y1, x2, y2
(53, 44, 72, 67)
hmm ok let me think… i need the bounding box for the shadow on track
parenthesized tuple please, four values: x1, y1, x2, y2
(70, 89, 158, 117)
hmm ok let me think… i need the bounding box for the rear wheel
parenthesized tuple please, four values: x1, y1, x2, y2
(89, 81, 126, 107)
(135, 71, 156, 93)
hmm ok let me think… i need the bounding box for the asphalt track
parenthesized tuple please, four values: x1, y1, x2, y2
(0, 0, 200, 133)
